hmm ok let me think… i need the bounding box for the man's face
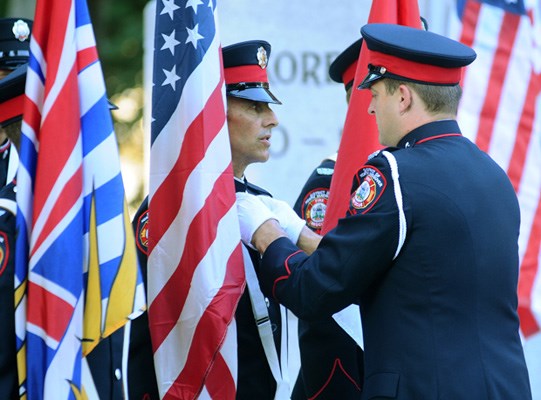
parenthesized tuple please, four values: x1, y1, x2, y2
(367, 80, 401, 147)
(227, 96, 278, 177)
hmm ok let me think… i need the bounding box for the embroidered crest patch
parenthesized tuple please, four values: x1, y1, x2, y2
(0, 231, 9, 276)
(301, 188, 329, 233)
(350, 166, 386, 213)
(136, 210, 149, 255)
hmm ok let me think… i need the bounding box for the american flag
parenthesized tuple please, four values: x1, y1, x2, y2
(321, 0, 423, 235)
(14, 0, 146, 397)
(147, 0, 245, 398)
(455, 0, 541, 383)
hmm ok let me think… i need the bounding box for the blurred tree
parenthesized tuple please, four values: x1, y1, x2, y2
(88, 0, 148, 144)
(2, 0, 35, 19)
(89, 0, 147, 97)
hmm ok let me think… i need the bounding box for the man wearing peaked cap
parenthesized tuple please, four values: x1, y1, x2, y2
(329, 38, 363, 100)
(224, 40, 287, 399)
(291, 37, 364, 400)
(291, 23, 434, 399)
(236, 23, 532, 399)
(131, 39, 288, 399)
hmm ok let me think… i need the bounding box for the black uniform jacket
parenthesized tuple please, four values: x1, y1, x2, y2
(132, 180, 282, 400)
(0, 140, 13, 187)
(260, 120, 532, 400)
(292, 157, 363, 400)
(0, 182, 18, 399)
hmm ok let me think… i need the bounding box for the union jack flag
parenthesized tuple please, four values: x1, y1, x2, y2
(14, 0, 146, 397)
(147, 0, 245, 398)
(455, 0, 541, 341)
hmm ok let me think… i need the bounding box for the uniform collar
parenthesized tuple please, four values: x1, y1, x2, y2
(234, 176, 247, 192)
(397, 120, 462, 149)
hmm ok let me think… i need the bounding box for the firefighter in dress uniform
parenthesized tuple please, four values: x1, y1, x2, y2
(237, 23, 532, 399)
(132, 40, 291, 399)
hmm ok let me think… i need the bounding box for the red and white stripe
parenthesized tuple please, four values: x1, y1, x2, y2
(147, 7, 245, 399)
(457, 0, 541, 337)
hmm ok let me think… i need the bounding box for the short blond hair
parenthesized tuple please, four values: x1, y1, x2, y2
(383, 78, 462, 115)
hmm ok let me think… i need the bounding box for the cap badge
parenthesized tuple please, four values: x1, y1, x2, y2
(12, 20, 30, 42)
(257, 46, 268, 69)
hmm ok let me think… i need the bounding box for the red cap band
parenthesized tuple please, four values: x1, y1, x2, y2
(341, 62, 357, 88)
(224, 65, 269, 85)
(368, 48, 463, 85)
(0, 94, 23, 125)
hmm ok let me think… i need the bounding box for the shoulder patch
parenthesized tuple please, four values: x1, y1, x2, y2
(0, 231, 9, 276)
(349, 166, 386, 214)
(301, 188, 329, 233)
(136, 210, 149, 255)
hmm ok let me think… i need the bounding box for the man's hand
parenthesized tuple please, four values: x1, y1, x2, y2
(235, 192, 278, 248)
(257, 196, 306, 245)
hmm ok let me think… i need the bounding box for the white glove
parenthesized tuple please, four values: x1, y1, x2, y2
(257, 196, 306, 245)
(236, 192, 277, 248)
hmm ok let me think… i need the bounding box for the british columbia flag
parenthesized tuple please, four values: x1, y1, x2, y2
(15, 0, 145, 397)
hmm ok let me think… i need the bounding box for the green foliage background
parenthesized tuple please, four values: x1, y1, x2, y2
(89, 0, 148, 142)
(90, 0, 147, 94)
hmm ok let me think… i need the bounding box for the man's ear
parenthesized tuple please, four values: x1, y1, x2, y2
(398, 84, 413, 114)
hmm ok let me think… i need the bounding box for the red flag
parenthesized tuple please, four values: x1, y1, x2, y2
(321, 0, 422, 234)
(147, 1, 245, 398)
